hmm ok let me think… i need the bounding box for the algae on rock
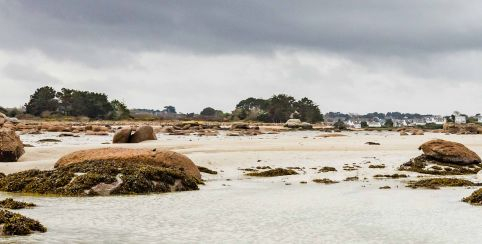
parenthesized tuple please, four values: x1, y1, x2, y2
(406, 178, 475, 189)
(0, 160, 200, 196)
(246, 168, 298, 177)
(0, 210, 46, 236)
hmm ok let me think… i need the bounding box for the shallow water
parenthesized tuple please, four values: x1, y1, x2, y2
(4, 131, 482, 243)
(2, 181, 481, 244)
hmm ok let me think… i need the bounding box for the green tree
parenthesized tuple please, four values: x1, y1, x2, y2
(111, 100, 130, 120)
(294, 97, 323, 123)
(25, 86, 59, 116)
(163, 106, 176, 114)
(384, 119, 394, 128)
(361, 121, 368, 128)
(200, 107, 217, 117)
(0, 106, 7, 114)
(56, 88, 113, 119)
(267, 94, 296, 123)
(234, 97, 268, 120)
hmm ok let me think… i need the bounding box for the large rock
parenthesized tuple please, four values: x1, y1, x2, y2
(419, 139, 481, 165)
(284, 119, 302, 128)
(129, 126, 157, 143)
(112, 128, 132, 143)
(55, 148, 201, 180)
(300, 122, 313, 130)
(0, 128, 25, 162)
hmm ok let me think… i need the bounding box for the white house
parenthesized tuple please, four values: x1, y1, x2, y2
(455, 116, 466, 124)
(367, 122, 382, 128)
(478, 116, 482, 123)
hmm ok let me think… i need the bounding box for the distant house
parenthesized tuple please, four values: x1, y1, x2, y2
(425, 116, 444, 125)
(367, 122, 382, 128)
(454, 116, 466, 124)
(478, 116, 482, 123)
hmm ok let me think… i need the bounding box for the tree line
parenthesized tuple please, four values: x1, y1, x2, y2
(231, 94, 323, 123)
(24, 86, 130, 120)
(18, 87, 324, 123)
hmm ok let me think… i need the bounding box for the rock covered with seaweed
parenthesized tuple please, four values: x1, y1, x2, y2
(0, 148, 202, 196)
(400, 139, 482, 175)
(0, 210, 46, 236)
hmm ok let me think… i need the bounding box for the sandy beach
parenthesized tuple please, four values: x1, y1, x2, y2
(0, 130, 481, 243)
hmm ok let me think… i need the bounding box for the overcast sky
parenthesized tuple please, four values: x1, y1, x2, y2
(0, 0, 481, 115)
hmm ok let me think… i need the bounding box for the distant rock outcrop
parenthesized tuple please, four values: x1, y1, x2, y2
(112, 125, 156, 144)
(443, 122, 481, 134)
(129, 126, 157, 143)
(112, 128, 132, 143)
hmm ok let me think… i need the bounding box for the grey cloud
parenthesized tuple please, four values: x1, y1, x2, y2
(2, 0, 482, 61)
(2, 63, 59, 84)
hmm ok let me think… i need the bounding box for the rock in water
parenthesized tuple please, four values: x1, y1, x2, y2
(55, 148, 201, 180)
(113, 127, 132, 143)
(0, 210, 47, 235)
(0, 128, 25, 162)
(419, 139, 481, 165)
(129, 126, 157, 143)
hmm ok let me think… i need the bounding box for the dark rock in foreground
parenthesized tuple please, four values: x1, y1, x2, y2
(0, 210, 46, 236)
(0, 198, 36, 209)
(0, 160, 200, 196)
(463, 188, 482, 205)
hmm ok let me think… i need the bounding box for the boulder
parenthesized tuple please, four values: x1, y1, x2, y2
(400, 131, 409, 136)
(284, 119, 302, 128)
(113, 128, 132, 144)
(55, 148, 201, 180)
(0, 128, 25, 162)
(129, 126, 157, 143)
(419, 139, 481, 165)
(300, 122, 313, 130)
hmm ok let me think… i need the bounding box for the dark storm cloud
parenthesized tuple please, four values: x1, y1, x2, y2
(1, 0, 482, 61)
(0, 0, 481, 114)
